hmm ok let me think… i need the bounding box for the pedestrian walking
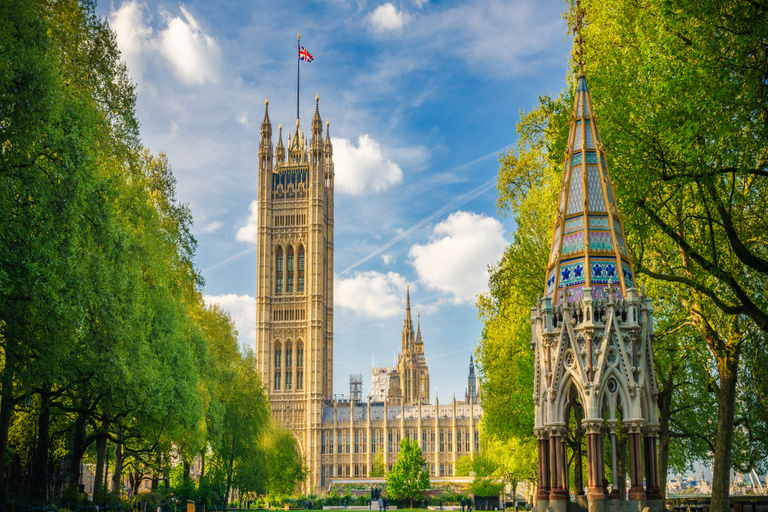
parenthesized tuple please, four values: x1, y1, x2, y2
(379, 497, 383, 512)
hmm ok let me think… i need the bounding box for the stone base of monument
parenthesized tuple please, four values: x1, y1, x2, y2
(548, 499, 567, 512)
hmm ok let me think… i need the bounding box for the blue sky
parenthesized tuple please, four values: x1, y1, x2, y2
(96, 0, 571, 400)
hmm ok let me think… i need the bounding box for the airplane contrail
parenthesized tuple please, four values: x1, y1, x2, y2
(338, 177, 497, 275)
(202, 145, 509, 277)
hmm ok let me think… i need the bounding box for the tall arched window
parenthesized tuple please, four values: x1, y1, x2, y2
(298, 246, 305, 293)
(275, 247, 284, 295)
(274, 342, 282, 391)
(286, 246, 295, 293)
(296, 341, 304, 390)
(285, 342, 293, 390)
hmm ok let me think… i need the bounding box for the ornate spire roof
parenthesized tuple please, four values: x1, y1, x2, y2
(276, 124, 285, 163)
(260, 97, 271, 140)
(312, 94, 322, 136)
(415, 313, 422, 343)
(544, 74, 635, 304)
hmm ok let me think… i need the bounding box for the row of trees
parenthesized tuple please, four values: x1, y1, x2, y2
(0, 0, 304, 504)
(476, 1, 768, 511)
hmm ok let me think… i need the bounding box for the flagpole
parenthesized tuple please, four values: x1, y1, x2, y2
(297, 33, 300, 122)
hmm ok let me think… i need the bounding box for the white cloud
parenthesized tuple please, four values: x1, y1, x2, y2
(381, 254, 394, 265)
(332, 135, 403, 195)
(409, 211, 506, 304)
(335, 271, 408, 319)
(236, 200, 259, 244)
(109, 0, 153, 85)
(366, 3, 408, 33)
(197, 220, 222, 234)
(236, 112, 253, 127)
(203, 294, 256, 351)
(158, 5, 221, 85)
(109, 2, 221, 87)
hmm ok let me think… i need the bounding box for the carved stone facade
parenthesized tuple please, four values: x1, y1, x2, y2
(531, 74, 662, 512)
(255, 96, 334, 493)
(255, 98, 480, 494)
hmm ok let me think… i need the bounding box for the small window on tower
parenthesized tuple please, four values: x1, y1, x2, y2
(287, 246, 294, 293)
(275, 247, 284, 295)
(298, 246, 305, 292)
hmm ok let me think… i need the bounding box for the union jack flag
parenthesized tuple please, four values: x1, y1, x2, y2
(299, 45, 313, 62)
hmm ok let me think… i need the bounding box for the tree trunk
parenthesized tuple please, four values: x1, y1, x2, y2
(710, 346, 740, 512)
(656, 369, 674, 499)
(225, 429, 237, 511)
(183, 458, 191, 481)
(162, 452, 170, 491)
(111, 436, 122, 494)
(152, 452, 161, 490)
(0, 321, 19, 501)
(94, 434, 107, 502)
(200, 448, 206, 478)
(68, 405, 90, 493)
(31, 390, 51, 501)
(617, 429, 627, 499)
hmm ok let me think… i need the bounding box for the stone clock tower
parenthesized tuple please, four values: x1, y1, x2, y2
(255, 96, 334, 492)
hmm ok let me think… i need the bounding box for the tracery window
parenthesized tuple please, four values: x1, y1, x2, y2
(296, 341, 304, 390)
(298, 246, 305, 292)
(285, 342, 293, 390)
(286, 246, 294, 293)
(275, 247, 284, 294)
(274, 342, 282, 391)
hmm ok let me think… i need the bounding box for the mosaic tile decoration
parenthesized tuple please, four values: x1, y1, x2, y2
(615, 234, 628, 256)
(585, 121, 595, 150)
(562, 232, 585, 256)
(586, 151, 598, 164)
(614, 218, 622, 234)
(589, 216, 610, 230)
(622, 262, 635, 287)
(559, 259, 587, 288)
(572, 152, 583, 166)
(591, 259, 619, 284)
(587, 165, 606, 213)
(567, 285, 585, 302)
(601, 155, 606, 168)
(606, 181, 615, 205)
(567, 166, 583, 215)
(592, 285, 623, 301)
(589, 231, 613, 252)
(574, 120, 582, 151)
(546, 270, 556, 296)
(564, 216, 584, 234)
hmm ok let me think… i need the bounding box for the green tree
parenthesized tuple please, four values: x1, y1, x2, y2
(576, 1, 768, 509)
(385, 438, 430, 508)
(371, 453, 386, 477)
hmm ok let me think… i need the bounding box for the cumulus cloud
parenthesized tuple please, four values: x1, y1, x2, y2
(236, 112, 253, 127)
(335, 271, 408, 319)
(203, 294, 256, 350)
(236, 200, 259, 244)
(158, 5, 222, 85)
(197, 220, 223, 234)
(332, 135, 403, 195)
(109, 2, 221, 87)
(109, 1, 153, 85)
(366, 3, 408, 33)
(409, 211, 506, 304)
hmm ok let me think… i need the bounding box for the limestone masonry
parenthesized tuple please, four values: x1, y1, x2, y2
(254, 97, 481, 494)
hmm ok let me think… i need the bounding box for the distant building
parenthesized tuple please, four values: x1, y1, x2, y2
(253, 98, 480, 494)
